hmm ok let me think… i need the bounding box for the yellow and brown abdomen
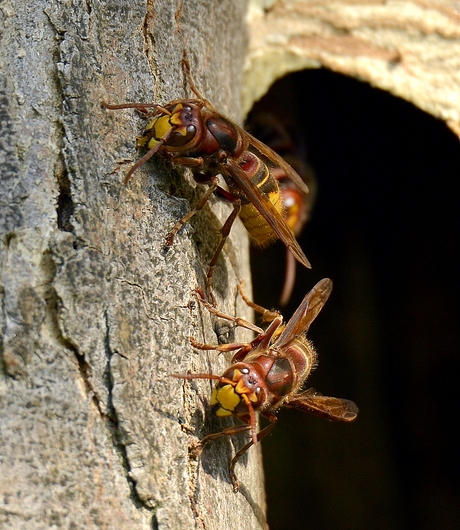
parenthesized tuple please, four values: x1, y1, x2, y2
(236, 154, 283, 245)
(239, 196, 282, 245)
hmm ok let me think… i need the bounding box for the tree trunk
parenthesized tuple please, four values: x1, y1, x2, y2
(1, 1, 268, 529)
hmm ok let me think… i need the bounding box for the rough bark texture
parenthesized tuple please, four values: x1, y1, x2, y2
(0, 1, 268, 529)
(245, 0, 460, 138)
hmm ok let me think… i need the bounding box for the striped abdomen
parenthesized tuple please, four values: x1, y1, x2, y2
(233, 151, 283, 245)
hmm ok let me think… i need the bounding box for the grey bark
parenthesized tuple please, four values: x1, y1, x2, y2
(0, 0, 268, 529)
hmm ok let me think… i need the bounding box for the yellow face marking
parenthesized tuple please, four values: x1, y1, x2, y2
(145, 114, 176, 149)
(215, 407, 234, 417)
(136, 135, 148, 147)
(173, 125, 188, 136)
(169, 104, 189, 135)
(169, 105, 184, 126)
(235, 377, 251, 395)
(210, 388, 219, 406)
(216, 384, 241, 412)
(146, 137, 161, 150)
(211, 370, 256, 417)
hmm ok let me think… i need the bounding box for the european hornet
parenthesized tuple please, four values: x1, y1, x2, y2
(173, 278, 358, 492)
(102, 54, 311, 295)
(247, 110, 317, 305)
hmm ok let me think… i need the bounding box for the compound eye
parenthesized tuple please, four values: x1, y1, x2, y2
(168, 125, 196, 147)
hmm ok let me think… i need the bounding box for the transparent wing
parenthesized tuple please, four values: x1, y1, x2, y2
(225, 158, 311, 269)
(275, 278, 332, 349)
(246, 131, 310, 196)
(286, 387, 358, 422)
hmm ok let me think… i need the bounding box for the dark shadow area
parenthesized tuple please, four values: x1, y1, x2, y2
(248, 69, 460, 530)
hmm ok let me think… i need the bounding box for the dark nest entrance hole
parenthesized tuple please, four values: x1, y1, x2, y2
(247, 68, 460, 530)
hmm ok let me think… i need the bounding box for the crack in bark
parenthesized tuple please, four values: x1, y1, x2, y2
(43, 10, 76, 235)
(0, 280, 7, 373)
(84, 0, 92, 18)
(42, 10, 158, 517)
(43, 258, 156, 515)
(40, 259, 157, 515)
(55, 151, 75, 233)
(40, 250, 104, 413)
(142, 0, 157, 81)
(103, 310, 157, 514)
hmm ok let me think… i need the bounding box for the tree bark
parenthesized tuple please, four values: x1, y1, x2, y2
(1, 1, 268, 529)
